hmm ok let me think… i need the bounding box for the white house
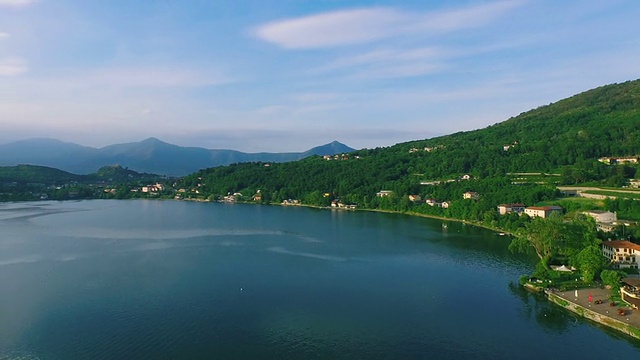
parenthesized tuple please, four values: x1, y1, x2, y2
(376, 190, 394, 197)
(602, 240, 640, 270)
(497, 204, 526, 215)
(582, 210, 618, 232)
(524, 206, 563, 218)
(583, 210, 617, 223)
(463, 191, 479, 200)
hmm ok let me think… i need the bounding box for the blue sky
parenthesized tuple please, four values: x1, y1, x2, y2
(1, 0, 639, 152)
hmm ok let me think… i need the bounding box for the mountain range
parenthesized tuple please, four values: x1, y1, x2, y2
(0, 138, 355, 176)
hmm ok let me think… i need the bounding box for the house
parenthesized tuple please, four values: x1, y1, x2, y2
(524, 206, 563, 218)
(376, 190, 394, 197)
(599, 156, 639, 165)
(582, 210, 617, 223)
(141, 183, 165, 193)
(503, 141, 518, 151)
(630, 179, 640, 188)
(408, 195, 422, 202)
(616, 157, 639, 164)
(463, 191, 479, 200)
(440, 201, 450, 209)
(252, 193, 262, 201)
(602, 240, 640, 270)
(497, 204, 526, 215)
(582, 210, 617, 232)
(461, 174, 472, 180)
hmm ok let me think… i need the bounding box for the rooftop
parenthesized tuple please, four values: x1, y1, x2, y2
(602, 240, 640, 252)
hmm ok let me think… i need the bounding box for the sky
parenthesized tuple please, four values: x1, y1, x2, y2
(1, 0, 639, 152)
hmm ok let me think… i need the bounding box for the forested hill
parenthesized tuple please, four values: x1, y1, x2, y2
(0, 164, 162, 184)
(400, 79, 640, 176)
(180, 79, 640, 207)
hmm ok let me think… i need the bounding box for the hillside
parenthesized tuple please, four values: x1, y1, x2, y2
(0, 164, 161, 184)
(400, 79, 640, 177)
(178, 79, 640, 225)
(0, 164, 84, 184)
(0, 138, 355, 176)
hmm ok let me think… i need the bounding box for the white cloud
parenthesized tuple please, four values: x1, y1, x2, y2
(255, 8, 403, 49)
(0, 32, 9, 39)
(254, 1, 524, 49)
(0, 0, 34, 6)
(0, 58, 27, 76)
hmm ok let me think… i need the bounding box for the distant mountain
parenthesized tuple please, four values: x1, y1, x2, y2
(0, 138, 355, 176)
(303, 141, 356, 157)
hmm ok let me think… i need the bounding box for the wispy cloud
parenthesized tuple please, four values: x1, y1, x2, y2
(0, 58, 27, 76)
(0, 32, 9, 39)
(314, 46, 447, 79)
(319, 47, 445, 72)
(254, 1, 524, 49)
(255, 8, 403, 49)
(0, 0, 34, 7)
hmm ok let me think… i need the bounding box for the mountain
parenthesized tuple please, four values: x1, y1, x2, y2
(0, 138, 355, 176)
(178, 79, 640, 207)
(303, 141, 356, 157)
(0, 138, 99, 165)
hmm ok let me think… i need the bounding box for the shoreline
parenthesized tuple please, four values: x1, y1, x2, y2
(289, 203, 514, 236)
(545, 288, 640, 340)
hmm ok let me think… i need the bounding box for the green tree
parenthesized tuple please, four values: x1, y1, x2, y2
(509, 214, 565, 261)
(600, 269, 624, 290)
(576, 245, 607, 283)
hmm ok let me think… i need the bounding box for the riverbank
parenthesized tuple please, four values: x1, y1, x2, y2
(546, 288, 640, 340)
(279, 201, 516, 236)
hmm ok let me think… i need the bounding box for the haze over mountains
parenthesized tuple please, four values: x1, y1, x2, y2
(0, 137, 355, 176)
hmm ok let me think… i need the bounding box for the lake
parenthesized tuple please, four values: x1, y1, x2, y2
(0, 200, 638, 359)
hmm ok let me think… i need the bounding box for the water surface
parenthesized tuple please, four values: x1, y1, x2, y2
(0, 200, 638, 359)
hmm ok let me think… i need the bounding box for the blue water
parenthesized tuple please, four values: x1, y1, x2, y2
(0, 200, 638, 359)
